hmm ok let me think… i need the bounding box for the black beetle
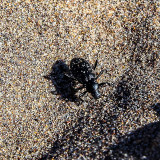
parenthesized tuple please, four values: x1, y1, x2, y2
(70, 58, 106, 99)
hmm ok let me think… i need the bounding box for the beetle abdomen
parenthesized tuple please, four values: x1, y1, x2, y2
(70, 58, 93, 84)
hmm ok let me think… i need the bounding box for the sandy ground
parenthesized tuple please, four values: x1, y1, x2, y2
(0, 0, 159, 159)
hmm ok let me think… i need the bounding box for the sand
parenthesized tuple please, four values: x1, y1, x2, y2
(0, 0, 159, 159)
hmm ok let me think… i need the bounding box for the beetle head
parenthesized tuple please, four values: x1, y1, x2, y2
(86, 81, 101, 99)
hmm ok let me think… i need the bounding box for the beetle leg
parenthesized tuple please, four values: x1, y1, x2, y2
(79, 90, 87, 97)
(93, 59, 98, 70)
(51, 90, 58, 95)
(96, 70, 104, 80)
(75, 85, 84, 91)
(43, 75, 51, 80)
(64, 73, 76, 80)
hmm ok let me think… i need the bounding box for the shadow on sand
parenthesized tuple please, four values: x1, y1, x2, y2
(39, 103, 160, 160)
(108, 119, 160, 160)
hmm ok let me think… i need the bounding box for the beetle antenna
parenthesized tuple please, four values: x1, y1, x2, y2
(93, 59, 98, 70)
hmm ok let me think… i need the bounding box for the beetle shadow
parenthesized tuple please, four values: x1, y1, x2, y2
(111, 73, 134, 111)
(114, 80, 131, 110)
(44, 60, 79, 103)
